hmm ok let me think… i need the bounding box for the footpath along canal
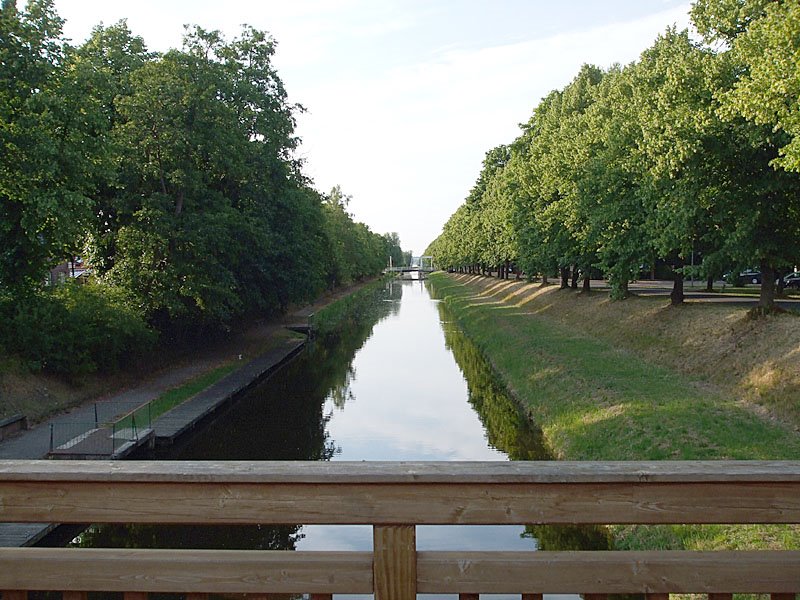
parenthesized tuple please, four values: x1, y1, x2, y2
(47, 278, 603, 598)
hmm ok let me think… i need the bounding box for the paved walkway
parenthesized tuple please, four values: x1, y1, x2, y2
(0, 359, 222, 460)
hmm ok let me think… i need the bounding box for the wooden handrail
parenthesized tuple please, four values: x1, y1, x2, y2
(2, 460, 800, 599)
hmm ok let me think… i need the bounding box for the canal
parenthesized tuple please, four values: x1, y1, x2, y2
(67, 277, 606, 596)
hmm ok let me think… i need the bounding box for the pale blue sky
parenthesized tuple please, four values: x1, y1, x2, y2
(54, 0, 692, 255)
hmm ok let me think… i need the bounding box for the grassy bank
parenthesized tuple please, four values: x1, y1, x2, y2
(312, 276, 392, 335)
(428, 272, 800, 550)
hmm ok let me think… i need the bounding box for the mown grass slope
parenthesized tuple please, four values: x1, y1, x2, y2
(428, 272, 800, 551)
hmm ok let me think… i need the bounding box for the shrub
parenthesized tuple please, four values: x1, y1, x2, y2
(4, 282, 156, 376)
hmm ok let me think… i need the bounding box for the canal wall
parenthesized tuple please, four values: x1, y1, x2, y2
(153, 338, 306, 445)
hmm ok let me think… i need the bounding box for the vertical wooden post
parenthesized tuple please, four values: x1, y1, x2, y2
(373, 525, 416, 600)
(459, 594, 479, 600)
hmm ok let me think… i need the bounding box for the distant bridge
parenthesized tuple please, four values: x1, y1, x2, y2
(385, 255, 435, 274)
(384, 266, 435, 274)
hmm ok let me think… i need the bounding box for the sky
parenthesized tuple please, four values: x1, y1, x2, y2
(54, 0, 693, 256)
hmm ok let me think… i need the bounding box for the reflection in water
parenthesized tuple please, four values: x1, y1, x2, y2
(68, 278, 607, 579)
(71, 282, 400, 551)
(437, 300, 549, 461)
(430, 282, 611, 554)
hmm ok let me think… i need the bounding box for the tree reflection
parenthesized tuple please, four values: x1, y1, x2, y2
(434, 291, 611, 552)
(68, 281, 402, 552)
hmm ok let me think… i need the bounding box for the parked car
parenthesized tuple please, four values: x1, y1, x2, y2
(783, 272, 800, 289)
(737, 271, 761, 286)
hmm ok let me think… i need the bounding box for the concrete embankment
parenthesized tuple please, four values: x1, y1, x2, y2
(152, 338, 306, 445)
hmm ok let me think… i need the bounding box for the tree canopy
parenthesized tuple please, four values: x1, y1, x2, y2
(0, 0, 405, 373)
(427, 0, 800, 311)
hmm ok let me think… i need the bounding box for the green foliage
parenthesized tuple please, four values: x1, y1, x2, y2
(2, 0, 402, 369)
(321, 186, 391, 288)
(428, 4, 800, 310)
(0, 282, 155, 376)
(0, 0, 94, 292)
(721, 1, 800, 173)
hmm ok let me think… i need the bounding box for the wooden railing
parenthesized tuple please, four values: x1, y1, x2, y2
(1, 460, 800, 599)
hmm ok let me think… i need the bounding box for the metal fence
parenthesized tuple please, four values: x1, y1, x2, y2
(48, 403, 152, 458)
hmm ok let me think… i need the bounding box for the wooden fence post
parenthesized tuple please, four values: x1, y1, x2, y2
(373, 525, 416, 600)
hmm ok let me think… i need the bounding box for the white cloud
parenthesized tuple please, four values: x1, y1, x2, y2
(53, 0, 692, 254)
(294, 4, 692, 252)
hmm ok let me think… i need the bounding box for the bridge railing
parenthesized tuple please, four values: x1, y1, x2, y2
(1, 460, 799, 599)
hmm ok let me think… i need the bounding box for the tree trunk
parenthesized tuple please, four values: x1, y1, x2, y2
(504, 260, 510, 280)
(759, 260, 776, 311)
(670, 269, 684, 305)
(706, 275, 714, 292)
(174, 190, 184, 216)
(571, 266, 579, 289)
(582, 273, 591, 293)
(540, 273, 549, 287)
(560, 266, 569, 289)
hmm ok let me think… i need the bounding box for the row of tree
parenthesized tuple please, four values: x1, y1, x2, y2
(0, 0, 406, 374)
(427, 0, 800, 310)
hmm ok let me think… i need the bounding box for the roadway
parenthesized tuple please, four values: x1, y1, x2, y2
(597, 280, 800, 311)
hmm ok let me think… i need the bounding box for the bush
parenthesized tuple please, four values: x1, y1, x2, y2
(3, 282, 156, 376)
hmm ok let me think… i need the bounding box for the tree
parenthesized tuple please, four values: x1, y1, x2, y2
(578, 66, 652, 299)
(629, 29, 720, 304)
(690, 1, 800, 310)
(0, 0, 94, 293)
(719, 1, 800, 173)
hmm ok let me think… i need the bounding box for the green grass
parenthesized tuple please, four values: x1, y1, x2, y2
(427, 273, 800, 551)
(147, 362, 240, 421)
(313, 277, 390, 335)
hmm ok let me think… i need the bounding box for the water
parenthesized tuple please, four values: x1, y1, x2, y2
(68, 279, 600, 597)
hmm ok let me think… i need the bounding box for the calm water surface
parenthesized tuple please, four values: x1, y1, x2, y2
(71, 279, 594, 598)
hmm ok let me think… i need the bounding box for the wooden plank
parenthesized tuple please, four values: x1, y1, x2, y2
(708, 595, 732, 600)
(646, 595, 669, 600)
(2, 481, 798, 524)
(0, 548, 373, 594)
(308, 595, 333, 600)
(415, 551, 800, 593)
(458, 594, 479, 600)
(770, 595, 796, 600)
(373, 526, 416, 600)
(122, 593, 148, 600)
(61, 593, 87, 600)
(2, 460, 800, 484)
(1, 592, 26, 600)
(522, 595, 543, 600)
